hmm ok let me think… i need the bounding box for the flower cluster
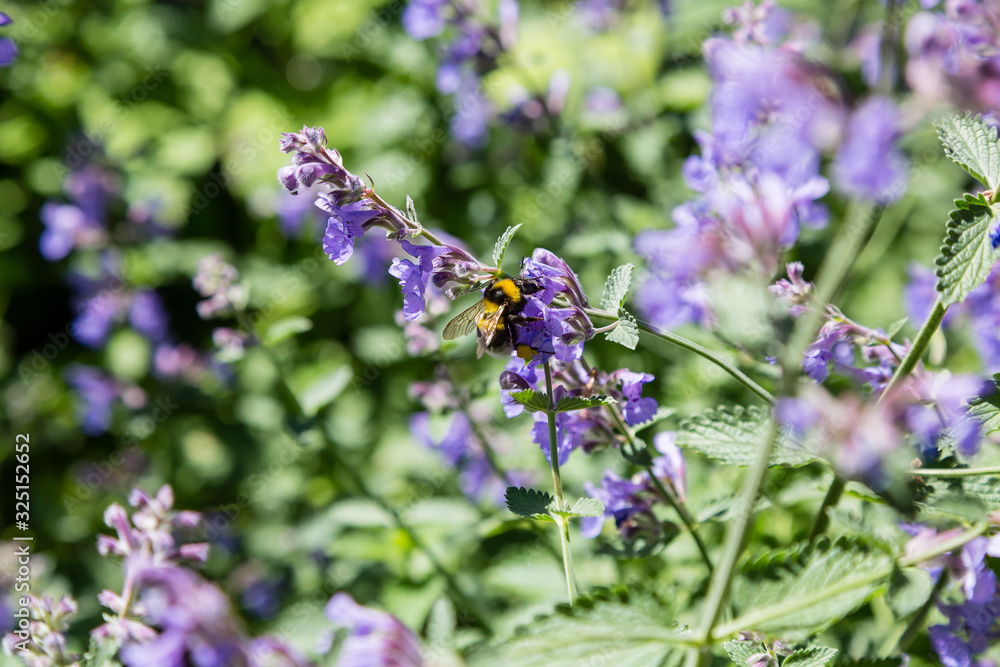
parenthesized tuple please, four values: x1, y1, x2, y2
(580, 432, 686, 541)
(277, 127, 596, 362)
(402, 0, 517, 146)
(0, 13, 16, 67)
(323, 593, 424, 667)
(636, 4, 908, 331)
(94, 485, 209, 644)
(500, 359, 659, 464)
(2, 595, 79, 667)
(904, 525, 1000, 667)
(905, 0, 1000, 116)
(778, 369, 987, 482)
(65, 365, 147, 436)
(410, 367, 532, 504)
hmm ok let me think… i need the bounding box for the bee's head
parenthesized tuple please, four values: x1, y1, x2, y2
(519, 278, 544, 296)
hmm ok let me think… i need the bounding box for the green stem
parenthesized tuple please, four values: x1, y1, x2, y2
(585, 308, 775, 405)
(878, 299, 947, 404)
(606, 404, 713, 573)
(544, 358, 578, 605)
(254, 332, 492, 629)
(910, 466, 1000, 477)
(809, 476, 846, 541)
(685, 201, 885, 666)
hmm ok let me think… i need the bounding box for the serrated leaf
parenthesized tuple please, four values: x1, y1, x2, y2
(936, 113, 1000, 190)
(676, 405, 823, 467)
(926, 475, 1000, 510)
(935, 193, 1000, 307)
(492, 224, 522, 268)
(465, 588, 689, 667)
(723, 640, 762, 666)
(966, 373, 1000, 434)
(601, 263, 634, 310)
(263, 316, 313, 346)
(561, 497, 605, 518)
(606, 308, 640, 350)
(509, 389, 552, 413)
(505, 486, 554, 521)
(729, 539, 894, 638)
(782, 647, 839, 667)
(554, 395, 617, 413)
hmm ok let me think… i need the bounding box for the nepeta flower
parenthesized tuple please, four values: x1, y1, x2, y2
(2, 595, 78, 667)
(618, 371, 657, 426)
(0, 13, 16, 67)
(390, 241, 447, 320)
(770, 261, 813, 316)
(119, 567, 249, 667)
(38, 165, 117, 260)
(832, 97, 908, 203)
(129, 290, 170, 341)
(194, 254, 244, 319)
(65, 365, 123, 435)
(581, 437, 686, 540)
(905, 2, 1000, 113)
(324, 593, 424, 667)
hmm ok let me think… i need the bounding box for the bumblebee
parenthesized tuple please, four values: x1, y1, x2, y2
(443, 276, 543, 358)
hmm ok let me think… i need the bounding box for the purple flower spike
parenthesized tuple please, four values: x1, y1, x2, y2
(324, 593, 424, 667)
(617, 370, 658, 426)
(389, 241, 447, 320)
(65, 365, 120, 435)
(0, 13, 15, 67)
(833, 97, 908, 203)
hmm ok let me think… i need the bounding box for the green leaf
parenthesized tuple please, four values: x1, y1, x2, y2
(782, 647, 839, 667)
(606, 308, 640, 350)
(935, 193, 1000, 307)
(554, 395, 617, 413)
(299, 366, 352, 416)
(886, 317, 908, 340)
(505, 486, 555, 521)
(263, 316, 313, 346)
(723, 640, 762, 666)
(966, 373, 1000, 434)
(926, 476, 1000, 510)
(601, 263, 634, 310)
(729, 539, 894, 638)
(509, 389, 552, 413)
(676, 405, 823, 468)
(936, 113, 1000, 190)
(492, 224, 522, 268)
(465, 587, 689, 667)
(550, 496, 605, 519)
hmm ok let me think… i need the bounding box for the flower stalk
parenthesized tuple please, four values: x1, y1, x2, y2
(544, 358, 578, 606)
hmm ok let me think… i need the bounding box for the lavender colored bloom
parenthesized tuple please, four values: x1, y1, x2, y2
(722, 0, 791, 46)
(833, 97, 908, 203)
(652, 432, 686, 502)
(130, 289, 170, 341)
(120, 567, 249, 667)
(2, 595, 78, 666)
(74, 294, 121, 348)
(194, 254, 244, 319)
(65, 365, 119, 435)
(0, 12, 15, 67)
(403, 0, 448, 40)
(580, 470, 651, 539)
(39, 202, 103, 260)
(617, 371, 658, 426)
(389, 241, 447, 320)
(320, 199, 379, 265)
(324, 593, 424, 667)
(770, 262, 814, 316)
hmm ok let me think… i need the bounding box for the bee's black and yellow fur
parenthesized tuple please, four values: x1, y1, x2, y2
(442, 276, 543, 359)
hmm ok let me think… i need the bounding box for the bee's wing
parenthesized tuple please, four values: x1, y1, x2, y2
(476, 303, 508, 359)
(479, 303, 507, 346)
(443, 300, 488, 340)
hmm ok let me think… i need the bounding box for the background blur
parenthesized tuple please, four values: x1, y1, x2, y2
(0, 0, 985, 659)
